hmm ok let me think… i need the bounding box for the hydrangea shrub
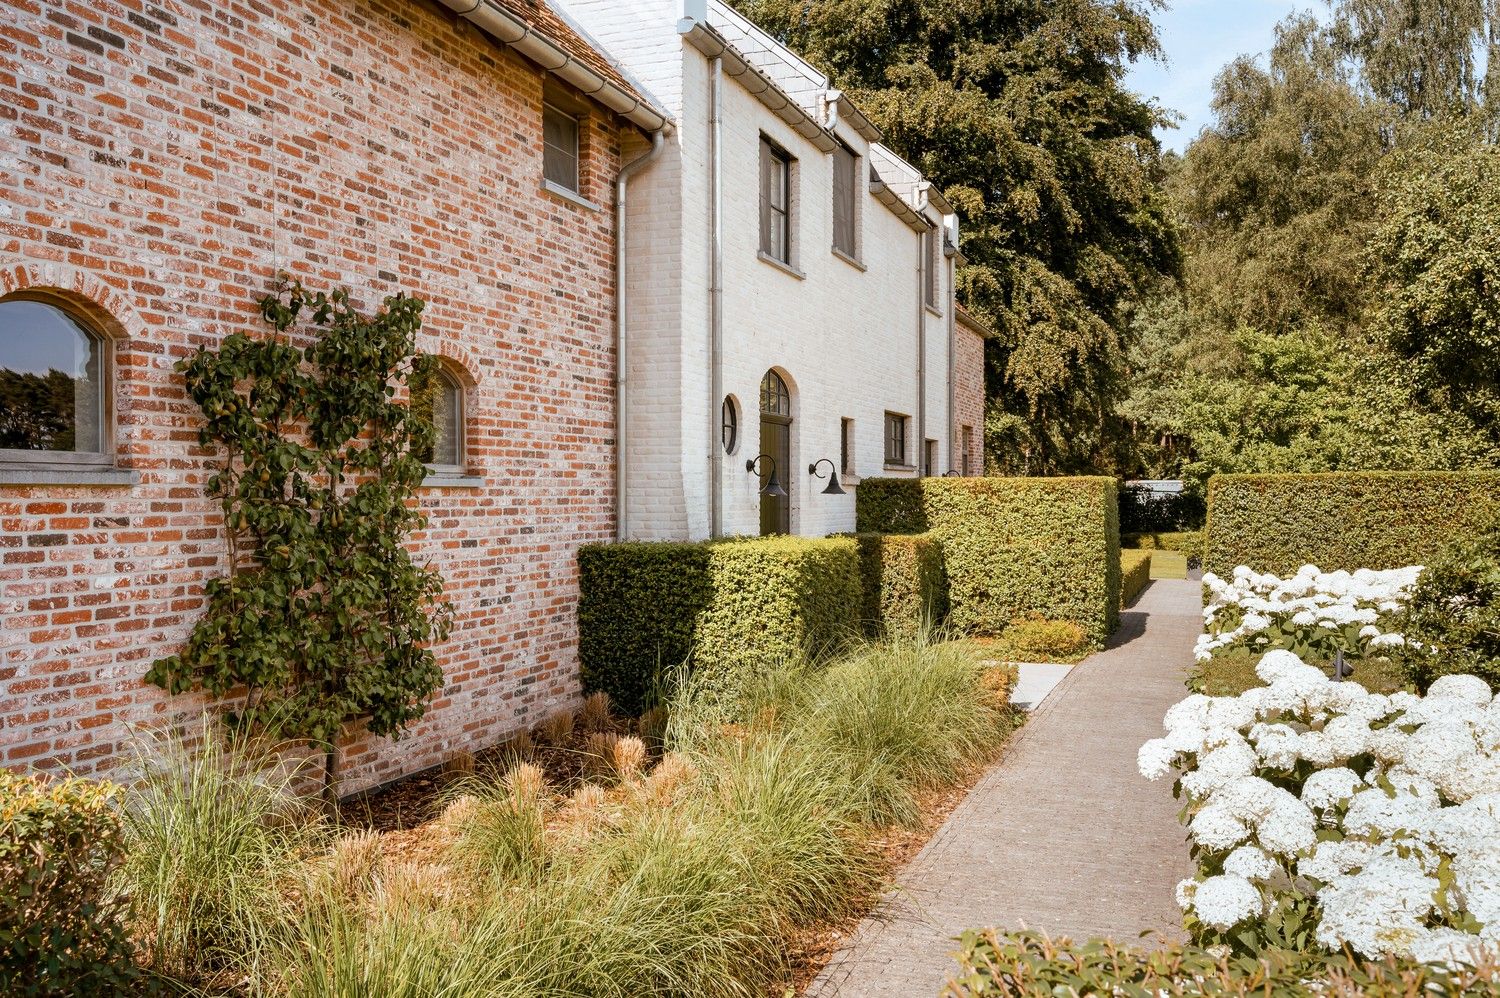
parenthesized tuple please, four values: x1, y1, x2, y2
(1142, 649, 1500, 964)
(1196, 564, 1417, 664)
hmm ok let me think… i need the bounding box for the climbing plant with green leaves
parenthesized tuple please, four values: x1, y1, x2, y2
(147, 276, 452, 799)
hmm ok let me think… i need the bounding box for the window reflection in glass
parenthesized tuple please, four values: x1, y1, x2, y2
(0, 299, 103, 454)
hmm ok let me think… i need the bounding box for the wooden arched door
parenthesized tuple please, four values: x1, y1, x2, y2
(758, 369, 791, 535)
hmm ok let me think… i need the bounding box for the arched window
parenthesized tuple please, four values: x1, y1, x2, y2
(412, 364, 464, 471)
(0, 295, 110, 465)
(759, 369, 790, 419)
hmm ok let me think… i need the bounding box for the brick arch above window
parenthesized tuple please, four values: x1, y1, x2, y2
(0, 261, 146, 345)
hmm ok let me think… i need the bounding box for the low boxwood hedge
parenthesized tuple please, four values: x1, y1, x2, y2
(853, 532, 947, 638)
(1121, 549, 1151, 607)
(1121, 530, 1202, 556)
(577, 536, 861, 713)
(857, 477, 1120, 643)
(1204, 471, 1500, 577)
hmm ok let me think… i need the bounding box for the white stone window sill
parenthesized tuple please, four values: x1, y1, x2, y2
(421, 472, 485, 489)
(925, 304, 944, 318)
(540, 180, 602, 212)
(882, 463, 918, 475)
(757, 251, 806, 280)
(832, 247, 866, 272)
(0, 466, 139, 486)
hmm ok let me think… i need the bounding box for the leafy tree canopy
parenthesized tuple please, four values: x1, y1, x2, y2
(729, 0, 1182, 474)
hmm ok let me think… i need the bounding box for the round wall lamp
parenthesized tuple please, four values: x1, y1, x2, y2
(809, 458, 847, 495)
(745, 454, 787, 498)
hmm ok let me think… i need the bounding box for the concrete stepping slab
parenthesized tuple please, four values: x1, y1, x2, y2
(1008, 662, 1072, 711)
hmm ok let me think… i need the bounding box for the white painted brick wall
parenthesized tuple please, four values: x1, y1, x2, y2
(561, 2, 958, 540)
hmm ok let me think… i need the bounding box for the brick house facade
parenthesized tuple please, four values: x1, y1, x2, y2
(559, 0, 984, 541)
(0, 0, 667, 792)
(954, 306, 990, 478)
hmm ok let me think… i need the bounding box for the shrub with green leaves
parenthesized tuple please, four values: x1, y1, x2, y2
(146, 276, 453, 799)
(943, 929, 1500, 996)
(0, 774, 143, 998)
(578, 536, 862, 714)
(1121, 548, 1152, 606)
(856, 477, 1120, 642)
(1400, 519, 1500, 690)
(853, 532, 947, 638)
(1204, 471, 1500, 578)
(1000, 616, 1088, 658)
(1123, 529, 1203, 559)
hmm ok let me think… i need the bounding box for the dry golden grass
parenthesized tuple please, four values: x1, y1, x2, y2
(579, 691, 613, 732)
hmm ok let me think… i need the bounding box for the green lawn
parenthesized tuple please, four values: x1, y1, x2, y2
(1190, 653, 1410, 696)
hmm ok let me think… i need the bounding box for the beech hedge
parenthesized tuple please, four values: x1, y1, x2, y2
(1121, 549, 1152, 607)
(1204, 472, 1500, 578)
(856, 477, 1120, 643)
(853, 532, 947, 638)
(577, 536, 862, 714)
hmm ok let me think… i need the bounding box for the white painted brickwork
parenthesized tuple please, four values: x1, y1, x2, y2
(562, 0, 966, 540)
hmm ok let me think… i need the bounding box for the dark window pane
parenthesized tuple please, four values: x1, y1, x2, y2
(832, 143, 856, 256)
(759, 369, 789, 417)
(760, 139, 791, 263)
(543, 105, 580, 192)
(721, 396, 738, 453)
(413, 366, 461, 468)
(0, 299, 103, 453)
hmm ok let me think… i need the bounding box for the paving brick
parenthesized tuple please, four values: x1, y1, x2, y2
(810, 578, 1202, 997)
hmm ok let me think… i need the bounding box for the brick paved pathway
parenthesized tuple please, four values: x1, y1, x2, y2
(809, 578, 1201, 997)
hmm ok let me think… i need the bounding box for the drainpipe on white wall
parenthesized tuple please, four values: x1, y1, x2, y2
(708, 55, 724, 537)
(616, 130, 667, 541)
(946, 217, 956, 473)
(916, 184, 930, 475)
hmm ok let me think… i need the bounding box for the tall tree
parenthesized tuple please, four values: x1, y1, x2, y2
(1173, 15, 1390, 339)
(1332, 0, 1499, 117)
(728, 0, 1181, 474)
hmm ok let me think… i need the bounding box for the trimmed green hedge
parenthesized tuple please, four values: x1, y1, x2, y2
(1204, 472, 1500, 577)
(1122, 530, 1202, 557)
(1121, 549, 1151, 607)
(577, 536, 861, 713)
(857, 477, 1120, 643)
(853, 532, 947, 638)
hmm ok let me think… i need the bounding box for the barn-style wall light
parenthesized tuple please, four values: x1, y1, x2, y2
(808, 458, 847, 495)
(745, 454, 787, 498)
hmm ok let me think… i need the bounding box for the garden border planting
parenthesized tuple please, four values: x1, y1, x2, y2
(852, 532, 948, 638)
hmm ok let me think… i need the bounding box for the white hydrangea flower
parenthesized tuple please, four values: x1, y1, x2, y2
(1344, 788, 1436, 838)
(1301, 767, 1364, 812)
(1255, 649, 1306, 685)
(1137, 738, 1177, 781)
(1223, 844, 1279, 881)
(1429, 674, 1493, 707)
(1190, 803, 1250, 851)
(1189, 874, 1262, 929)
(1256, 799, 1317, 857)
(1299, 839, 1375, 883)
(1366, 726, 1411, 765)
(1316, 851, 1439, 958)
(1410, 928, 1489, 967)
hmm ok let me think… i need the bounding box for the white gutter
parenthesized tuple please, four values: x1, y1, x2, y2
(439, 0, 671, 133)
(708, 56, 724, 537)
(680, 21, 837, 153)
(614, 130, 667, 540)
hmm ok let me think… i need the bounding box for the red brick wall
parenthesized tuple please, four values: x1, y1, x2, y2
(954, 324, 985, 477)
(0, 0, 633, 792)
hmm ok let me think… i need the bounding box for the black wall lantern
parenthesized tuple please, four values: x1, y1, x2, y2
(746, 454, 787, 498)
(809, 458, 847, 495)
(942, 470, 962, 477)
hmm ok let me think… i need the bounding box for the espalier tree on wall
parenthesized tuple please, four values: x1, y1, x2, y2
(147, 277, 453, 804)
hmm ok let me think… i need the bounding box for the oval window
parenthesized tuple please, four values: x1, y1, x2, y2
(721, 396, 738, 454)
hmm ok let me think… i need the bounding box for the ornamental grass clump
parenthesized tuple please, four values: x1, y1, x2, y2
(1142, 648, 1500, 963)
(113, 716, 326, 983)
(1197, 564, 1419, 664)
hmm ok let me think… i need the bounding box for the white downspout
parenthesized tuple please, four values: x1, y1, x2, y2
(916, 185, 930, 475)
(708, 56, 724, 537)
(616, 129, 667, 541)
(946, 218, 956, 473)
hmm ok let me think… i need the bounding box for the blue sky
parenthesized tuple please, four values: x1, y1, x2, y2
(1124, 1, 1312, 152)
